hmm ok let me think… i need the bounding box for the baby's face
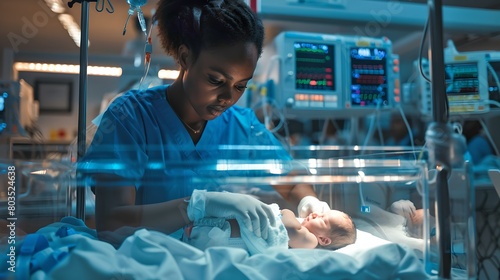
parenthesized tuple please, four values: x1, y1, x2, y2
(301, 210, 349, 236)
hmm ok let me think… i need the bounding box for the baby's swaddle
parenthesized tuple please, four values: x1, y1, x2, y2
(186, 190, 289, 254)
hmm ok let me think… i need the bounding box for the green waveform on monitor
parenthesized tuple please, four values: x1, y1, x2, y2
(297, 67, 331, 73)
(296, 48, 329, 54)
(296, 57, 331, 64)
(296, 79, 328, 86)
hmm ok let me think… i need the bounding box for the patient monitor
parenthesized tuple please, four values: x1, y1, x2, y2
(269, 31, 401, 119)
(416, 50, 500, 117)
(0, 79, 38, 135)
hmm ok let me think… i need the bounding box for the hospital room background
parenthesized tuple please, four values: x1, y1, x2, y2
(1, 0, 500, 279)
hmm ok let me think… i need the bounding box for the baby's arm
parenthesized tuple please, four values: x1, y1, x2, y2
(389, 200, 426, 238)
(281, 209, 318, 249)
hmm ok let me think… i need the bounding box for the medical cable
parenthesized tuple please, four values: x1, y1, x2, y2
(251, 85, 287, 136)
(260, 86, 273, 131)
(279, 117, 291, 151)
(405, 70, 418, 86)
(486, 61, 500, 96)
(263, 55, 281, 84)
(473, 99, 500, 158)
(360, 99, 382, 151)
(397, 105, 417, 161)
(357, 172, 370, 214)
(319, 119, 342, 145)
(484, 99, 500, 109)
(417, 141, 427, 161)
(291, 158, 330, 209)
(376, 116, 385, 147)
(358, 104, 416, 213)
(418, 13, 431, 84)
(259, 55, 283, 133)
(246, 79, 290, 150)
(251, 89, 286, 134)
(251, 91, 290, 151)
(418, 10, 449, 119)
(261, 55, 288, 134)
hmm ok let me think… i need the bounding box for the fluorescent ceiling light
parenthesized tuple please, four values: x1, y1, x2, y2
(44, 0, 85, 48)
(58, 14, 88, 48)
(158, 69, 180, 80)
(44, 0, 66, 14)
(14, 62, 122, 77)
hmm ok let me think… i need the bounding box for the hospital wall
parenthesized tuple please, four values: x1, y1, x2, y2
(16, 71, 120, 141)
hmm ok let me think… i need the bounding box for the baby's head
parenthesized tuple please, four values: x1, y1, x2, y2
(301, 210, 357, 250)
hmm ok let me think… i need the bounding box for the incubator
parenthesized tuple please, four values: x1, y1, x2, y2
(0, 160, 73, 233)
(0, 144, 479, 279)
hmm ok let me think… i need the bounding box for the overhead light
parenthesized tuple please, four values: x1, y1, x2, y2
(58, 14, 88, 48)
(14, 62, 122, 77)
(158, 69, 180, 80)
(44, 0, 86, 48)
(44, 0, 66, 14)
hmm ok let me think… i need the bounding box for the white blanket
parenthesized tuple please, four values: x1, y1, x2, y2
(42, 228, 427, 280)
(2, 217, 428, 279)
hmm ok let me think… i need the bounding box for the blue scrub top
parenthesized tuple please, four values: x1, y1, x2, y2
(81, 85, 292, 205)
(467, 135, 493, 165)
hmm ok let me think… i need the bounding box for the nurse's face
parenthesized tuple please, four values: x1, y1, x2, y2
(182, 42, 259, 120)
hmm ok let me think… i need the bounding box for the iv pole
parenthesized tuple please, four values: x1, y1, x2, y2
(76, 1, 89, 222)
(426, 0, 454, 278)
(67, 0, 94, 221)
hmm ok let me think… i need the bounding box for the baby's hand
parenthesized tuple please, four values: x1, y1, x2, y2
(389, 200, 416, 220)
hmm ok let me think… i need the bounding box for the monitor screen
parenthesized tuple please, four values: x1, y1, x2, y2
(0, 92, 7, 132)
(0, 93, 5, 113)
(349, 47, 388, 107)
(294, 42, 335, 91)
(445, 62, 480, 101)
(271, 31, 396, 119)
(488, 61, 500, 101)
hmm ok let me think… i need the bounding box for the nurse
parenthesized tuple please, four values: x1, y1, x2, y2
(82, 0, 330, 242)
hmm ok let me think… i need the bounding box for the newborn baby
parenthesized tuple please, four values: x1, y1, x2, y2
(284, 209, 357, 250)
(183, 207, 356, 253)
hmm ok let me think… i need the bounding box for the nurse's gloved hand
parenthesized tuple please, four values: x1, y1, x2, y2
(187, 189, 276, 240)
(389, 199, 416, 219)
(297, 196, 331, 218)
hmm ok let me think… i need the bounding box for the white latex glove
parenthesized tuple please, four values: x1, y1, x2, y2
(389, 199, 416, 220)
(187, 190, 276, 240)
(297, 196, 331, 218)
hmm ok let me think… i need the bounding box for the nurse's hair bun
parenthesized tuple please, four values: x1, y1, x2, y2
(186, 0, 224, 7)
(155, 0, 264, 61)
